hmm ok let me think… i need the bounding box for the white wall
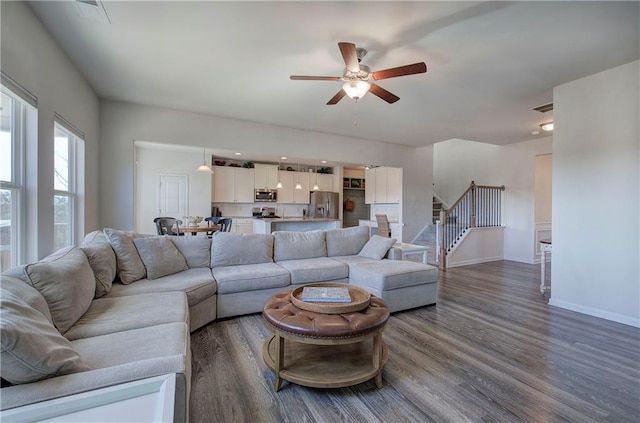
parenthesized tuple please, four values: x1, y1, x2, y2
(551, 61, 639, 327)
(100, 100, 433, 242)
(134, 145, 213, 235)
(1, 2, 100, 260)
(433, 137, 553, 263)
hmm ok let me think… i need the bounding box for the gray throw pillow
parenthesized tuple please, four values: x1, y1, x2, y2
(0, 290, 91, 384)
(133, 236, 189, 279)
(19, 247, 96, 334)
(325, 226, 370, 257)
(358, 235, 397, 260)
(210, 232, 273, 267)
(80, 236, 117, 298)
(171, 236, 211, 268)
(103, 228, 150, 284)
(0, 275, 53, 324)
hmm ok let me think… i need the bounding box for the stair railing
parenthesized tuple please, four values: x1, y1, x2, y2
(438, 181, 505, 268)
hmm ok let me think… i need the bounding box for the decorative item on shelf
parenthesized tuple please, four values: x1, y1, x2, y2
(350, 178, 361, 188)
(317, 167, 332, 174)
(228, 163, 241, 167)
(286, 166, 294, 171)
(343, 178, 350, 188)
(196, 149, 213, 173)
(242, 161, 254, 168)
(213, 159, 226, 166)
(344, 198, 355, 212)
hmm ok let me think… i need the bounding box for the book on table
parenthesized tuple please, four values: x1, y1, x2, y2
(301, 286, 351, 303)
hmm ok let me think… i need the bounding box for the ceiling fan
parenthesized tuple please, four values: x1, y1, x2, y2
(290, 42, 427, 105)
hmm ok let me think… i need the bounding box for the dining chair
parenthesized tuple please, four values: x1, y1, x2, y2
(375, 214, 391, 238)
(204, 216, 224, 237)
(153, 217, 183, 236)
(216, 218, 233, 233)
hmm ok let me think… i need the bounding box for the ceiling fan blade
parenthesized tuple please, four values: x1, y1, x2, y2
(326, 89, 346, 105)
(338, 42, 360, 73)
(369, 83, 400, 104)
(372, 62, 427, 81)
(290, 75, 341, 81)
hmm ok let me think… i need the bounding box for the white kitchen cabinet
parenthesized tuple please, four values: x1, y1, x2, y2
(254, 164, 279, 189)
(276, 171, 310, 204)
(365, 167, 402, 204)
(315, 174, 336, 192)
(213, 167, 255, 203)
(233, 218, 253, 234)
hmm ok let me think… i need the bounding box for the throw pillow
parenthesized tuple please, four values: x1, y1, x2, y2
(0, 275, 53, 324)
(21, 247, 96, 334)
(273, 230, 326, 262)
(325, 226, 370, 257)
(171, 236, 211, 268)
(0, 290, 91, 384)
(79, 237, 117, 298)
(103, 228, 150, 284)
(358, 235, 397, 260)
(133, 236, 189, 280)
(210, 232, 273, 267)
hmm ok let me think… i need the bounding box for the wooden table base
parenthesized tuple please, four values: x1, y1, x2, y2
(262, 331, 388, 391)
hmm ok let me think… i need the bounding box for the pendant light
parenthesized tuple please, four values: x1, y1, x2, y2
(196, 148, 212, 173)
(295, 161, 302, 190)
(276, 160, 283, 189)
(312, 164, 319, 191)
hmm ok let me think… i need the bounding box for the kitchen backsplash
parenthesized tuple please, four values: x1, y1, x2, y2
(215, 203, 309, 218)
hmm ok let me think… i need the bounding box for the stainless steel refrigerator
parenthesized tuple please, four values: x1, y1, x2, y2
(309, 191, 339, 219)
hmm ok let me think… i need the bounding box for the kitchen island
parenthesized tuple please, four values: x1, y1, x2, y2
(253, 217, 341, 234)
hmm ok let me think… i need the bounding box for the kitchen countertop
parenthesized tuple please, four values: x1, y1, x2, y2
(256, 217, 340, 222)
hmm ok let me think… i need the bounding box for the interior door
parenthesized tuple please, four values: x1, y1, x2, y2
(158, 174, 188, 220)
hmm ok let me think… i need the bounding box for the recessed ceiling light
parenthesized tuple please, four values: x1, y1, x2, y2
(234, 152, 242, 156)
(281, 156, 287, 160)
(540, 122, 554, 131)
(321, 160, 327, 164)
(531, 130, 540, 135)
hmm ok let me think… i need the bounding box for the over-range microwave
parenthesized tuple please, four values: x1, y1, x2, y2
(255, 189, 277, 202)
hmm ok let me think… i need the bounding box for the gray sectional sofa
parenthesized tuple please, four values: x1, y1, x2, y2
(0, 225, 438, 421)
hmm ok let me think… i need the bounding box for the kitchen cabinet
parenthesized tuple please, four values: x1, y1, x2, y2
(276, 171, 310, 204)
(314, 174, 337, 192)
(365, 167, 402, 204)
(254, 164, 279, 190)
(212, 167, 255, 203)
(233, 218, 253, 234)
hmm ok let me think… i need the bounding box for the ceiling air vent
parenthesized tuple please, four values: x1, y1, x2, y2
(532, 103, 553, 113)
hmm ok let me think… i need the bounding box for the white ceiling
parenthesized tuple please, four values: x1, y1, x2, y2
(29, 1, 639, 147)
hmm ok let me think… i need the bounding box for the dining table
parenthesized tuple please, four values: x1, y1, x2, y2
(173, 225, 218, 236)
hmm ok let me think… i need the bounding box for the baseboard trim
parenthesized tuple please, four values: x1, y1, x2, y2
(548, 298, 640, 328)
(446, 256, 503, 268)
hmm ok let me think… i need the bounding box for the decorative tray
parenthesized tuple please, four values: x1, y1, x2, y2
(290, 282, 371, 314)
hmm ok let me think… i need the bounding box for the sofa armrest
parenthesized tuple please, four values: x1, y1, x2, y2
(385, 247, 403, 260)
(0, 356, 189, 422)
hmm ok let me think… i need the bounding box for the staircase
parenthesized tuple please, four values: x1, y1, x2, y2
(432, 197, 443, 224)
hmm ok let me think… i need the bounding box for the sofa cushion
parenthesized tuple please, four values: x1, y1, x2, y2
(0, 275, 53, 324)
(12, 247, 95, 334)
(107, 267, 216, 307)
(358, 235, 397, 260)
(273, 230, 326, 262)
(103, 228, 151, 284)
(133, 236, 189, 280)
(350, 259, 439, 291)
(212, 262, 290, 295)
(0, 291, 90, 384)
(325, 226, 370, 257)
(276, 257, 349, 285)
(171, 236, 211, 268)
(64, 292, 189, 341)
(210, 232, 273, 267)
(80, 233, 117, 298)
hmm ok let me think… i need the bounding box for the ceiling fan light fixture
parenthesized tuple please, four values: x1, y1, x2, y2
(343, 80, 370, 100)
(540, 122, 554, 131)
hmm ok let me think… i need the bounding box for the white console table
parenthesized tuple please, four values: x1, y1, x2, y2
(0, 374, 175, 423)
(539, 239, 552, 296)
(393, 242, 429, 264)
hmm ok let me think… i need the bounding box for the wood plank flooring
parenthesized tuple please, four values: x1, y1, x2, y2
(190, 261, 640, 422)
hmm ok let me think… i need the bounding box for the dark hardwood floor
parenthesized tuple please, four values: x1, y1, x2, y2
(190, 261, 640, 422)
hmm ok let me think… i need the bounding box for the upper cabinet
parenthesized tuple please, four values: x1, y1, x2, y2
(277, 171, 310, 204)
(254, 164, 279, 190)
(365, 166, 402, 204)
(212, 167, 255, 203)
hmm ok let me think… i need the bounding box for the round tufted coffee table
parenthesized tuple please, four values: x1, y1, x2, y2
(262, 287, 390, 391)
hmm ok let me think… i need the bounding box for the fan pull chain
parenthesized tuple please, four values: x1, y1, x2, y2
(353, 99, 359, 127)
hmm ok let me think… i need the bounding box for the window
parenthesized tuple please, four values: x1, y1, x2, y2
(53, 122, 84, 251)
(0, 88, 25, 271)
